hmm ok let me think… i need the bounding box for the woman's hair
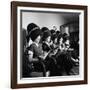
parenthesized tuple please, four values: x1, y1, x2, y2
(63, 33, 69, 43)
(26, 23, 41, 42)
(50, 29, 56, 35)
(57, 34, 63, 44)
(42, 30, 51, 41)
(51, 34, 57, 42)
(27, 23, 39, 35)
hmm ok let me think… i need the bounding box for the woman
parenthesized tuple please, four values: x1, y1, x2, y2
(50, 33, 59, 56)
(56, 34, 77, 75)
(23, 23, 46, 77)
(42, 30, 57, 76)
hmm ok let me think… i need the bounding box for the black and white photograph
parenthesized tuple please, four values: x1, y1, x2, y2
(21, 11, 80, 78)
(11, 1, 87, 88)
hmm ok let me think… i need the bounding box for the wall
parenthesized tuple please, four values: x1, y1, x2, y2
(22, 12, 67, 30)
(0, 0, 89, 90)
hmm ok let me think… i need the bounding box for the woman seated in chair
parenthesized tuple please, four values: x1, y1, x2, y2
(56, 33, 78, 75)
(23, 23, 47, 77)
(41, 29, 58, 76)
(50, 33, 59, 56)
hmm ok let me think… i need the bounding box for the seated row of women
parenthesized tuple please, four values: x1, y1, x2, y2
(23, 23, 79, 77)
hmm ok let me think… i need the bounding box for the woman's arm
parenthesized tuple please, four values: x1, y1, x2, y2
(28, 50, 33, 62)
(28, 50, 39, 62)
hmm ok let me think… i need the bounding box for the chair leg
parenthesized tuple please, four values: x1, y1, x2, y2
(40, 61, 47, 77)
